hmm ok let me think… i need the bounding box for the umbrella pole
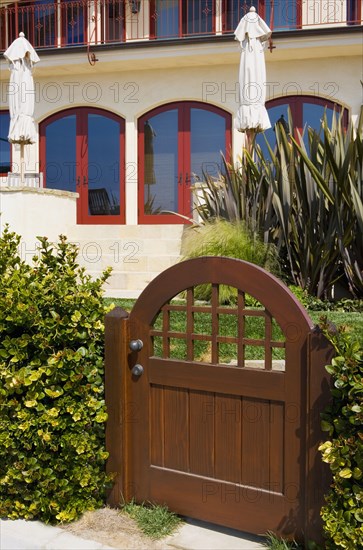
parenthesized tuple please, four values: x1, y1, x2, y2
(20, 143, 25, 185)
(245, 129, 256, 156)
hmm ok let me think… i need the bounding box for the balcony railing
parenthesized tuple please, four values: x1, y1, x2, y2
(0, 1, 361, 52)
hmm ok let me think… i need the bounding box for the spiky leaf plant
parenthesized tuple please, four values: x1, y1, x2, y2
(193, 106, 363, 299)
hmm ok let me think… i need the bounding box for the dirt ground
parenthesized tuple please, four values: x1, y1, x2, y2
(60, 507, 178, 549)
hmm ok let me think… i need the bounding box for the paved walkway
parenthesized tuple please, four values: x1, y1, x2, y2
(0, 517, 266, 549)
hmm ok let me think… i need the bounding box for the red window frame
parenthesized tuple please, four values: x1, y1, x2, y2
(40, 107, 126, 225)
(138, 101, 232, 225)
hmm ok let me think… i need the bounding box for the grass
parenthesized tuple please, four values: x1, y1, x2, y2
(104, 298, 362, 361)
(309, 311, 363, 347)
(263, 531, 301, 549)
(122, 500, 182, 539)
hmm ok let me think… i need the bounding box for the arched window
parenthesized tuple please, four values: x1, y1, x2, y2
(40, 107, 125, 225)
(138, 101, 232, 224)
(0, 111, 11, 176)
(256, 95, 349, 157)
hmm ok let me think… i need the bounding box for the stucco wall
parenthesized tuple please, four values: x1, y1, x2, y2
(0, 187, 77, 253)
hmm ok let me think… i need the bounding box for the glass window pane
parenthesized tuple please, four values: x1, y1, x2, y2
(63, 0, 85, 45)
(0, 112, 11, 175)
(87, 114, 120, 216)
(45, 115, 76, 191)
(190, 108, 226, 181)
(264, 0, 298, 30)
(103, 0, 125, 42)
(303, 102, 334, 132)
(185, 0, 214, 35)
(144, 110, 178, 215)
(224, 0, 248, 32)
(155, 0, 179, 38)
(255, 104, 290, 160)
(348, 0, 359, 24)
(34, 0, 56, 47)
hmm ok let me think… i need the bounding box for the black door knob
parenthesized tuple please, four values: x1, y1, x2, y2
(131, 364, 144, 377)
(129, 339, 143, 351)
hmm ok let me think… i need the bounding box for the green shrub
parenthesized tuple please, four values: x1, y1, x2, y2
(288, 285, 328, 311)
(181, 219, 279, 303)
(319, 317, 363, 549)
(0, 226, 112, 523)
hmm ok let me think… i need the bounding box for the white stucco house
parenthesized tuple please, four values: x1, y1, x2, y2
(0, 0, 362, 296)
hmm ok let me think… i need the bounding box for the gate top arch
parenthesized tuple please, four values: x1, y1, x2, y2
(130, 257, 313, 342)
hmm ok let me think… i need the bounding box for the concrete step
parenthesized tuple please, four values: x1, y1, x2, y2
(70, 225, 184, 297)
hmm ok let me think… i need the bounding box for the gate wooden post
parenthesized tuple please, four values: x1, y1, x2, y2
(305, 326, 334, 545)
(105, 307, 131, 507)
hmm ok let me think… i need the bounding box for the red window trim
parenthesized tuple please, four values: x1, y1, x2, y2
(40, 106, 125, 225)
(138, 101, 232, 225)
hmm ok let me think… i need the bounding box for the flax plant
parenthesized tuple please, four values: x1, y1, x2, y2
(193, 107, 363, 299)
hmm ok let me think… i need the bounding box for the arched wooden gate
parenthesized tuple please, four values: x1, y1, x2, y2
(105, 258, 333, 545)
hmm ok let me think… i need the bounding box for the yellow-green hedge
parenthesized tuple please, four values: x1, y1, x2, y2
(0, 227, 112, 523)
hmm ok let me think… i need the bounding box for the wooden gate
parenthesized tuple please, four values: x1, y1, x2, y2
(105, 258, 333, 545)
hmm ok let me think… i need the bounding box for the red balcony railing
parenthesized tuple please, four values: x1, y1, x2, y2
(0, 1, 361, 52)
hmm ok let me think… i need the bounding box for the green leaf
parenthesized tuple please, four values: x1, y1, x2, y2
(354, 510, 363, 522)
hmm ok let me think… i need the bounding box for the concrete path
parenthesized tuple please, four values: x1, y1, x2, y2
(0, 517, 266, 549)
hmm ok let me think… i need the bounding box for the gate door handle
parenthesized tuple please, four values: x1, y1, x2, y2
(131, 364, 144, 377)
(129, 339, 143, 351)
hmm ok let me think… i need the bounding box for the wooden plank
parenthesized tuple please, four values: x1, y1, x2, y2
(150, 385, 164, 467)
(211, 284, 219, 364)
(269, 401, 284, 493)
(149, 467, 286, 538)
(189, 391, 214, 477)
(163, 387, 189, 471)
(265, 311, 273, 370)
(241, 398, 270, 490)
(149, 358, 285, 401)
(215, 394, 242, 483)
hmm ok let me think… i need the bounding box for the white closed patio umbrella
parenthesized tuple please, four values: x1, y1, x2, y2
(234, 6, 271, 147)
(4, 32, 40, 184)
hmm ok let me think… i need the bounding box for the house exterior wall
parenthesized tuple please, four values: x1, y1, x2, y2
(2, 50, 361, 224)
(0, 1, 361, 295)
